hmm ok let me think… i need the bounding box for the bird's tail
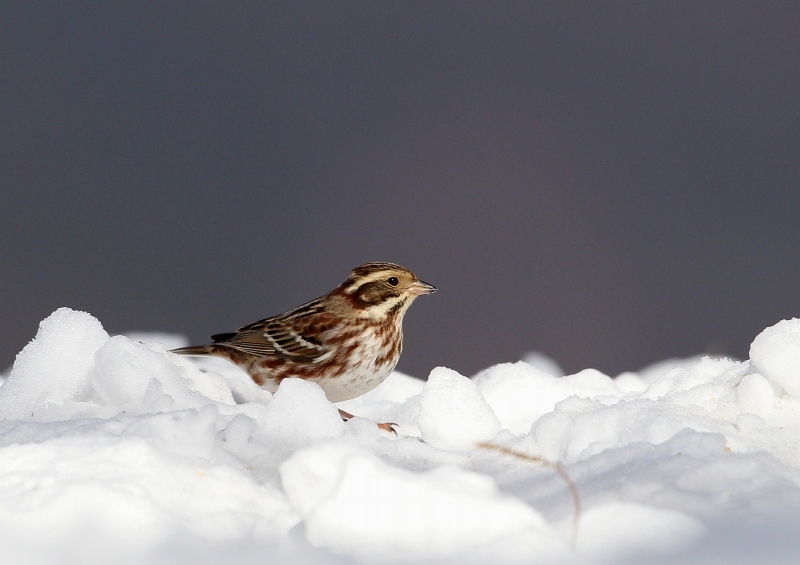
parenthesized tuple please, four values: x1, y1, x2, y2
(171, 344, 217, 356)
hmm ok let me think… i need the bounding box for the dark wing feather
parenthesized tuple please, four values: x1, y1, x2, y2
(214, 325, 278, 357)
(213, 298, 333, 362)
(211, 332, 237, 342)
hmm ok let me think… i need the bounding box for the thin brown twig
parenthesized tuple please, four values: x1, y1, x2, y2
(477, 441, 581, 551)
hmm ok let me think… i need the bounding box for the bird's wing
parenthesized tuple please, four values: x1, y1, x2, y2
(214, 304, 333, 363)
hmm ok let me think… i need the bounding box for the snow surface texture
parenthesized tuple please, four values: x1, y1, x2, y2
(3, 308, 800, 564)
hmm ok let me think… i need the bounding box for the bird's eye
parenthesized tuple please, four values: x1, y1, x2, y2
(386, 276, 399, 286)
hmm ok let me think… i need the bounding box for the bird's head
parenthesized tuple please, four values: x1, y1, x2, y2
(337, 262, 436, 320)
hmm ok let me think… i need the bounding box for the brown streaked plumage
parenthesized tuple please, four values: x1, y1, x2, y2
(172, 262, 436, 432)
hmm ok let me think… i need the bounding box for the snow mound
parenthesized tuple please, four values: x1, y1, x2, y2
(750, 317, 800, 397)
(418, 366, 501, 450)
(281, 441, 566, 562)
(0, 307, 109, 419)
(3, 308, 800, 564)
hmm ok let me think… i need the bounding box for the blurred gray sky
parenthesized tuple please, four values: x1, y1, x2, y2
(2, 2, 800, 377)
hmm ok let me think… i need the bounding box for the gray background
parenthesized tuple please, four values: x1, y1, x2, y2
(3, 2, 799, 378)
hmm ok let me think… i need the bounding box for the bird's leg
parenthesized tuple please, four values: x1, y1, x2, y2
(338, 408, 397, 434)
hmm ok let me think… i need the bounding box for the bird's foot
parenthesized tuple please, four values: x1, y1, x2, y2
(339, 408, 397, 435)
(377, 421, 398, 434)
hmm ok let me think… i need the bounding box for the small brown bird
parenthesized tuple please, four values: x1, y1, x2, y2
(172, 262, 436, 431)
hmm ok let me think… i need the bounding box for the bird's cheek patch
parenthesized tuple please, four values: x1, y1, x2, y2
(356, 283, 385, 305)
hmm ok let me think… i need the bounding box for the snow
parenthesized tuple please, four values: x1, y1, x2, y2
(418, 366, 501, 450)
(3, 308, 800, 563)
(749, 318, 800, 398)
(281, 443, 566, 563)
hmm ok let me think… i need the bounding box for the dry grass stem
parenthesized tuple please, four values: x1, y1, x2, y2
(477, 441, 581, 550)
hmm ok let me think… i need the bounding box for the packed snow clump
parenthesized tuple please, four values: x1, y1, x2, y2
(418, 366, 501, 449)
(3, 308, 800, 564)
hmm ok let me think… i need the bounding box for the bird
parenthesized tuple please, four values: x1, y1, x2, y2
(171, 262, 436, 432)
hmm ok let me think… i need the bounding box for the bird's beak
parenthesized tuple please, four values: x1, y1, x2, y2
(409, 280, 437, 296)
